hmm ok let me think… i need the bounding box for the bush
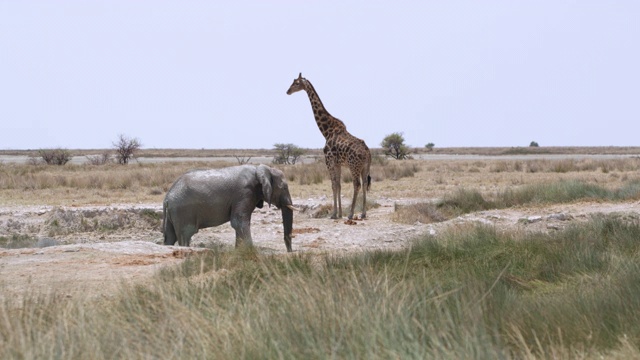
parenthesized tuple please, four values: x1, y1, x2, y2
(529, 141, 539, 147)
(37, 148, 73, 165)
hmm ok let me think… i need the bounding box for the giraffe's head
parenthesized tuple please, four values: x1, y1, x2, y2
(286, 73, 306, 95)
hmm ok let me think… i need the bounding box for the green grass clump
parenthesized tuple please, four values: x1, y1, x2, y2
(439, 188, 495, 216)
(2, 215, 640, 358)
(0, 234, 38, 249)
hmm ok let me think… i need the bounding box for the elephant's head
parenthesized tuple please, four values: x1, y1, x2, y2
(256, 165, 293, 252)
(286, 72, 306, 95)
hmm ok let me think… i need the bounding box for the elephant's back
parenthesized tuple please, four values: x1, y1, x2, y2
(165, 166, 255, 203)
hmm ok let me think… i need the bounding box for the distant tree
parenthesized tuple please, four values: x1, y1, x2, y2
(113, 134, 142, 165)
(381, 132, 409, 160)
(425, 142, 435, 152)
(37, 148, 72, 165)
(529, 141, 539, 147)
(272, 143, 305, 165)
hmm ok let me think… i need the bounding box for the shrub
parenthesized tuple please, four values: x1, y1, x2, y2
(37, 148, 72, 165)
(86, 152, 112, 165)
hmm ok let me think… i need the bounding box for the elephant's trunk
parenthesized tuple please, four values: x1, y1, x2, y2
(282, 205, 293, 252)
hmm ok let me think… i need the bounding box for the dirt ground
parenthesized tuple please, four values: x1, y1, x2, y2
(2, 196, 640, 300)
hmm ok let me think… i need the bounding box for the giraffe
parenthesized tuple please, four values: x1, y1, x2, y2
(287, 73, 371, 220)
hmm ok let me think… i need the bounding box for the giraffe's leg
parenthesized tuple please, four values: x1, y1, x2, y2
(348, 169, 361, 220)
(336, 166, 342, 218)
(360, 173, 368, 219)
(360, 165, 370, 219)
(328, 164, 342, 219)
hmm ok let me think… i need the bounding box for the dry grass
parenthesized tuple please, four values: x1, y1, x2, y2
(276, 158, 420, 186)
(486, 158, 640, 173)
(1, 154, 640, 208)
(392, 202, 447, 224)
(0, 161, 229, 205)
(412, 146, 640, 156)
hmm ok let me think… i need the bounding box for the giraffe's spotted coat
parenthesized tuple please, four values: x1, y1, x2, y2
(287, 73, 372, 219)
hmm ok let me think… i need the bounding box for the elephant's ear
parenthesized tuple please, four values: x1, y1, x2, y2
(256, 165, 273, 207)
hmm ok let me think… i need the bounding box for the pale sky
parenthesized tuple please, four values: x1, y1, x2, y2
(1, 1, 639, 150)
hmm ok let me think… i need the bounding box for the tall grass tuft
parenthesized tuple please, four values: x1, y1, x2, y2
(438, 188, 495, 216)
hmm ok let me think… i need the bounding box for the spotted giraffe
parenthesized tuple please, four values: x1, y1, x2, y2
(287, 73, 371, 219)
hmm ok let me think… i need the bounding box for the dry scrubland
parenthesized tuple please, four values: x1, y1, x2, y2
(2, 149, 640, 358)
(1, 153, 639, 206)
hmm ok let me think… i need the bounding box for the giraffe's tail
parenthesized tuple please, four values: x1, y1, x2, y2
(366, 174, 371, 191)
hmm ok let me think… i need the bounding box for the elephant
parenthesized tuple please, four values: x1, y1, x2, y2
(163, 164, 294, 252)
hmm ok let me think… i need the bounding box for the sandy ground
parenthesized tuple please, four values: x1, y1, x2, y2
(1, 197, 640, 300)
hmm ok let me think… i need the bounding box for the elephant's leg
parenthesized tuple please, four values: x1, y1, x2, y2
(164, 219, 177, 245)
(348, 171, 362, 220)
(178, 224, 198, 247)
(230, 211, 253, 249)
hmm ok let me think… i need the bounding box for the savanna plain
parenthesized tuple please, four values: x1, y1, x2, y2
(2, 147, 640, 359)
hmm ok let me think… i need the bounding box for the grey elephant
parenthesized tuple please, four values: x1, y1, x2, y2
(163, 164, 294, 252)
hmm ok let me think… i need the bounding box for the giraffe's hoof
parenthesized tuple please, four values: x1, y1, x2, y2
(330, 214, 339, 220)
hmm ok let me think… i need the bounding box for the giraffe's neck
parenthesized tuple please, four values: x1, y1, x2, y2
(303, 80, 346, 139)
